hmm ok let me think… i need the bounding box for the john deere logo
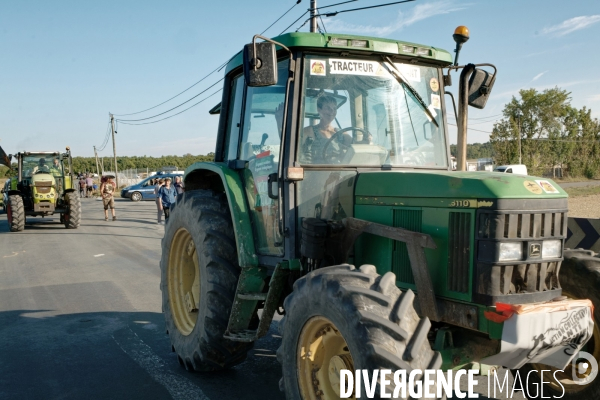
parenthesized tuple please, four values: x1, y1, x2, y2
(530, 243, 541, 257)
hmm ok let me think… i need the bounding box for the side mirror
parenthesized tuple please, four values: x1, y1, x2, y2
(468, 68, 496, 109)
(243, 42, 277, 87)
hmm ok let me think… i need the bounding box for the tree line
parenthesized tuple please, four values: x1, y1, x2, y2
(1, 153, 215, 177)
(489, 87, 600, 178)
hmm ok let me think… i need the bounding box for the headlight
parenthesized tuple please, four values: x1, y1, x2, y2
(542, 240, 562, 258)
(499, 242, 522, 261)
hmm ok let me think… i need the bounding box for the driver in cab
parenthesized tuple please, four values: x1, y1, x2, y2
(32, 158, 51, 174)
(301, 95, 352, 164)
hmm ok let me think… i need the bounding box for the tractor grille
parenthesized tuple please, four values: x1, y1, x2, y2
(474, 208, 567, 305)
(478, 211, 567, 240)
(36, 187, 52, 194)
(448, 212, 471, 293)
(35, 181, 52, 187)
(391, 209, 421, 285)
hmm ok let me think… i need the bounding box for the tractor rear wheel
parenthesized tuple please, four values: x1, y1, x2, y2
(63, 191, 81, 229)
(160, 189, 252, 371)
(517, 249, 600, 399)
(277, 264, 442, 399)
(7, 195, 25, 232)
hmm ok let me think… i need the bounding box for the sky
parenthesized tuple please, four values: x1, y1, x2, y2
(1, 0, 599, 158)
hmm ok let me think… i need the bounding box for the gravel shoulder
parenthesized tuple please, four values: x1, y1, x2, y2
(569, 194, 600, 218)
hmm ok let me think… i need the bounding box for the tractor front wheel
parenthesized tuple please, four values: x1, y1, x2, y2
(7, 195, 25, 232)
(517, 249, 600, 399)
(160, 189, 252, 371)
(277, 264, 442, 399)
(63, 191, 81, 229)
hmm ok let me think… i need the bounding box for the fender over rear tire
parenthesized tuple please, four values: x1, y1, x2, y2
(160, 189, 252, 371)
(7, 195, 25, 232)
(277, 264, 442, 399)
(517, 249, 600, 399)
(64, 191, 81, 229)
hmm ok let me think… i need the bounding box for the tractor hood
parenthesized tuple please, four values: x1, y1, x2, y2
(31, 173, 56, 186)
(355, 170, 567, 201)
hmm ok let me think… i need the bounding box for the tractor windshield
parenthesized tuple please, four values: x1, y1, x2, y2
(22, 154, 63, 177)
(298, 55, 448, 168)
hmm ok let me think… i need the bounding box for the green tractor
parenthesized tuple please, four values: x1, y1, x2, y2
(160, 27, 600, 399)
(0, 147, 81, 231)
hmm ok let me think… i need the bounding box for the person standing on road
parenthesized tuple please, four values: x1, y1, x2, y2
(79, 176, 86, 198)
(100, 176, 117, 221)
(157, 178, 177, 224)
(174, 176, 184, 195)
(154, 178, 164, 224)
(86, 174, 94, 198)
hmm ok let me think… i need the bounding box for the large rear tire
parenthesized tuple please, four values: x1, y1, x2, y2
(64, 191, 81, 229)
(517, 249, 600, 399)
(160, 189, 252, 371)
(7, 195, 25, 232)
(277, 264, 442, 399)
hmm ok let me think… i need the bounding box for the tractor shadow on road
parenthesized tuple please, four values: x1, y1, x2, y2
(0, 309, 284, 400)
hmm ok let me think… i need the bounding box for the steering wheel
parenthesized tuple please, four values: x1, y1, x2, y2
(322, 127, 372, 164)
(35, 168, 50, 174)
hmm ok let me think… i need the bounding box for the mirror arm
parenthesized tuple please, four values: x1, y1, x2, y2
(456, 63, 476, 171)
(251, 34, 292, 71)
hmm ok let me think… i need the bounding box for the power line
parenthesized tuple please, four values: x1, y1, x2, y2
(447, 123, 492, 134)
(112, 61, 228, 117)
(117, 88, 223, 126)
(448, 123, 599, 142)
(96, 120, 112, 152)
(281, 10, 309, 34)
(114, 0, 303, 118)
(116, 78, 223, 122)
(318, 0, 415, 17)
(261, 0, 303, 35)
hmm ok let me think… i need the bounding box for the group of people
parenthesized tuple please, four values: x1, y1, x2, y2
(78, 174, 96, 198)
(153, 176, 184, 224)
(74, 173, 184, 224)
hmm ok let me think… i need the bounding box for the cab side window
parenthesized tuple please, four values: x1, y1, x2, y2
(224, 75, 245, 160)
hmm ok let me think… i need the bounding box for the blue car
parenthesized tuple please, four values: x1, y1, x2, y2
(121, 174, 182, 201)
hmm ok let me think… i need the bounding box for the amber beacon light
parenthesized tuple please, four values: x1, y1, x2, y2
(452, 25, 470, 66)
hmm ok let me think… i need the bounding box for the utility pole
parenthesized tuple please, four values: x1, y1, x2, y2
(518, 116, 522, 165)
(93, 146, 101, 179)
(310, 0, 317, 33)
(515, 111, 522, 165)
(110, 113, 119, 189)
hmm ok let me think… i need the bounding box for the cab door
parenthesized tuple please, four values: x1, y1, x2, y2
(235, 60, 289, 257)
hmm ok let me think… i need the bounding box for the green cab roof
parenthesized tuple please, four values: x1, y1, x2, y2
(225, 32, 453, 75)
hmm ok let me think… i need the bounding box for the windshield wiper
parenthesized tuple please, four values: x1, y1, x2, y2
(381, 56, 439, 128)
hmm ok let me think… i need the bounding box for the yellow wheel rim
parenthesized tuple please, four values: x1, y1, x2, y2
(531, 290, 600, 393)
(168, 228, 200, 336)
(297, 316, 355, 400)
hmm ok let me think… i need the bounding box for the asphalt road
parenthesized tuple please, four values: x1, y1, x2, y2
(0, 198, 521, 400)
(0, 198, 282, 400)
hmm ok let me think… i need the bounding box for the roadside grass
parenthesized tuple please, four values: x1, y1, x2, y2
(564, 185, 600, 197)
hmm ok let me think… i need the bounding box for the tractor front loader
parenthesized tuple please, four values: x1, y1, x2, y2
(160, 27, 599, 400)
(0, 147, 81, 231)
